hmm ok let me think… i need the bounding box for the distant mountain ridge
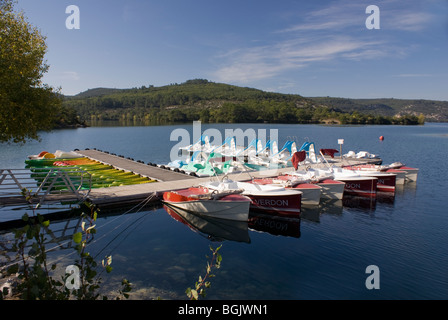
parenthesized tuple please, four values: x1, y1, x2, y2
(309, 97, 448, 122)
(63, 79, 448, 123)
(71, 87, 124, 99)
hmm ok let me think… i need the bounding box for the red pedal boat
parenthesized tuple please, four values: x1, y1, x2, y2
(162, 186, 251, 221)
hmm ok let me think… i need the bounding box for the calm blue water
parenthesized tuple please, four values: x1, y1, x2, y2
(1, 122, 448, 300)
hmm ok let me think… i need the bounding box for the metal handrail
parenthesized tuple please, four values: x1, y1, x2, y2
(0, 168, 92, 206)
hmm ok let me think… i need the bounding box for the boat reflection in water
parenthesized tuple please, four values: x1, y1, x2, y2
(342, 195, 377, 211)
(163, 205, 251, 243)
(248, 212, 301, 238)
(300, 199, 343, 223)
(342, 192, 396, 211)
(376, 191, 396, 205)
(164, 204, 302, 241)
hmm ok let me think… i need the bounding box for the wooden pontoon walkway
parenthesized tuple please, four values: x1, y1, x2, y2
(1, 148, 382, 209)
(87, 167, 289, 208)
(81, 149, 382, 208)
(76, 149, 303, 207)
(76, 149, 196, 182)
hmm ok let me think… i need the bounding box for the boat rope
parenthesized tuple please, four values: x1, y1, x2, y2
(91, 193, 157, 260)
(94, 192, 157, 231)
(52, 192, 158, 264)
(0, 192, 158, 274)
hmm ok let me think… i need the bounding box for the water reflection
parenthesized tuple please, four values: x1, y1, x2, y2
(342, 195, 377, 211)
(162, 203, 303, 241)
(395, 182, 417, 198)
(301, 199, 344, 222)
(341, 192, 397, 212)
(87, 119, 177, 127)
(163, 205, 251, 243)
(0, 209, 83, 277)
(376, 192, 396, 205)
(248, 212, 301, 238)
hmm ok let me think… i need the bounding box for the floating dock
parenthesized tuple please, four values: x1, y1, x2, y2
(78, 149, 381, 209)
(1, 149, 382, 210)
(75, 149, 196, 182)
(77, 149, 291, 208)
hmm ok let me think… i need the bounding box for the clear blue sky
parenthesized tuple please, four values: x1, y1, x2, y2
(16, 0, 448, 100)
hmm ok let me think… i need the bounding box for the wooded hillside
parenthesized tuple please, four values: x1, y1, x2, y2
(63, 79, 445, 125)
(310, 97, 448, 122)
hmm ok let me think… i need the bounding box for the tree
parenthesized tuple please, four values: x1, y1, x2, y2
(0, 0, 62, 143)
(417, 113, 425, 125)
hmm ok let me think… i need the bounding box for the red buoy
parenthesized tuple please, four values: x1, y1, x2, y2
(379, 136, 384, 141)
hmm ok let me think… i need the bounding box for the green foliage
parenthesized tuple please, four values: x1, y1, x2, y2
(0, 0, 66, 143)
(311, 97, 446, 122)
(0, 191, 131, 300)
(5, 212, 63, 300)
(68, 202, 130, 300)
(63, 79, 429, 125)
(63, 79, 317, 124)
(186, 244, 222, 300)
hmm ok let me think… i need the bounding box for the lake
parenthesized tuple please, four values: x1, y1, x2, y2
(1, 122, 448, 300)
